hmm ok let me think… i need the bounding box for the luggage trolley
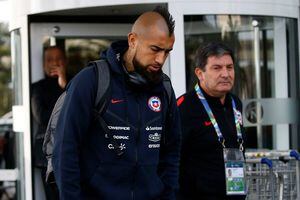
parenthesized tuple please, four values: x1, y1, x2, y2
(245, 150, 300, 200)
(245, 156, 275, 200)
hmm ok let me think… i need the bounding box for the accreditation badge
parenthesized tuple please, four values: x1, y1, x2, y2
(223, 148, 246, 195)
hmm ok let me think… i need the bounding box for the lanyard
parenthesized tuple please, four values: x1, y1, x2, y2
(194, 83, 244, 151)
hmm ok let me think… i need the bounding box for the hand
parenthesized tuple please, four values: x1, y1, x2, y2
(49, 65, 67, 89)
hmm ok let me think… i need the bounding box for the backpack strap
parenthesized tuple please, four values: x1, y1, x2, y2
(92, 60, 124, 156)
(162, 73, 173, 146)
(94, 60, 110, 111)
(162, 73, 172, 107)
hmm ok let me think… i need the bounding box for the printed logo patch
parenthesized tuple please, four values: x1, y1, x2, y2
(108, 143, 126, 150)
(113, 135, 129, 140)
(148, 96, 161, 112)
(111, 99, 124, 104)
(148, 144, 160, 149)
(108, 126, 130, 131)
(204, 121, 212, 126)
(148, 133, 161, 142)
(146, 126, 163, 131)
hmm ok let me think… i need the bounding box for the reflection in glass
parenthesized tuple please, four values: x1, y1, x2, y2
(65, 38, 113, 77)
(184, 15, 277, 99)
(0, 23, 12, 117)
(43, 37, 125, 77)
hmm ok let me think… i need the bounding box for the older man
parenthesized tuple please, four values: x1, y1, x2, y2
(177, 42, 246, 200)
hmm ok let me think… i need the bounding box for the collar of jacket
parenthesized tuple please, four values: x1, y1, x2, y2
(198, 83, 233, 109)
(101, 40, 165, 93)
(100, 40, 128, 76)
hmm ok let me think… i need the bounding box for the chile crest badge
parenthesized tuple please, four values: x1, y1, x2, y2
(148, 96, 161, 112)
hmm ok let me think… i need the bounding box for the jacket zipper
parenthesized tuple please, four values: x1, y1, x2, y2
(132, 95, 141, 200)
(136, 98, 141, 159)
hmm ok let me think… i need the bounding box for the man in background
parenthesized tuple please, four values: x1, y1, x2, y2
(31, 45, 68, 200)
(177, 42, 246, 200)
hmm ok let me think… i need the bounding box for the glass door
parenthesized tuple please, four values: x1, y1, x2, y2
(183, 15, 299, 149)
(0, 29, 27, 200)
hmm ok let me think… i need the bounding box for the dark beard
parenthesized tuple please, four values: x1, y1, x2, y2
(133, 57, 163, 85)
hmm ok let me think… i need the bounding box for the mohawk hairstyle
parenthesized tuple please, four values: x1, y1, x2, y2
(153, 6, 175, 36)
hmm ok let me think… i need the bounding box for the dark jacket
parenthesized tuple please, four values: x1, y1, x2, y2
(53, 40, 181, 200)
(177, 86, 246, 200)
(31, 77, 64, 167)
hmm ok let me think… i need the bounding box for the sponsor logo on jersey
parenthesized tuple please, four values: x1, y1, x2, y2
(148, 133, 161, 142)
(113, 135, 129, 140)
(108, 126, 130, 131)
(145, 126, 163, 131)
(148, 96, 161, 112)
(108, 143, 126, 150)
(148, 144, 160, 148)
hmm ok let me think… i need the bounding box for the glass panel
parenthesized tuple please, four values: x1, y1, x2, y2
(0, 123, 17, 199)
(286, 18, 300, 149)
(0, 22, 13, 170)
(64, 38, 117, 77)
(184, 15, 276, 98)
(0, 23, 12, 116)
(0, 23, 16, 199)
(42, 37, 125, 77)
(184, 15, 299, 149)
(0, 181, 16, 199)
(243, 98, 299, 126)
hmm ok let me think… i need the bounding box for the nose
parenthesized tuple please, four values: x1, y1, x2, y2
(52, 58, 60, 66)
(220, 67, 230, 78)
(155, 52, 167, 66)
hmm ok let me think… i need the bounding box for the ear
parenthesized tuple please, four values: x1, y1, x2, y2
(128, 32, 137, 49)
(195, 67, 204, 82)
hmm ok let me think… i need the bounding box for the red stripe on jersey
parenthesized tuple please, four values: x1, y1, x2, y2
(177, 96, 185, 106)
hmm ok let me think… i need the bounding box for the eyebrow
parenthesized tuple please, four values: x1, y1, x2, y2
(151, 45, 173, 52)
(212, 63, 233, 67)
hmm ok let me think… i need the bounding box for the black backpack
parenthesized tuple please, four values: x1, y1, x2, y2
(42, 59, 173, 183)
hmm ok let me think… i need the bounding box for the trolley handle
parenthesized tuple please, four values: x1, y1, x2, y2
(290, 150, 300, 160)
(261, 157, 273, 168)
(279, 156, 289, 163)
